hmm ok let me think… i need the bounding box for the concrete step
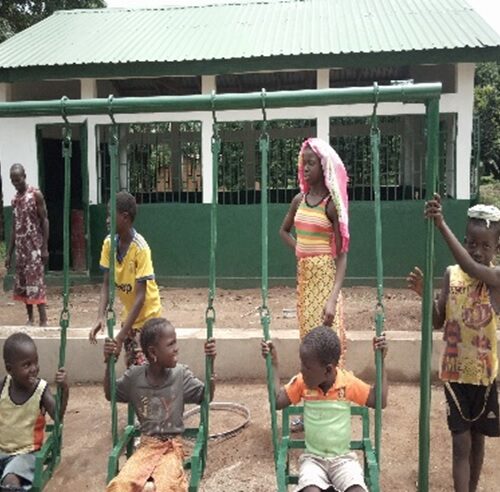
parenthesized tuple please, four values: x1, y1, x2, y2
(1, 326, 498, 383)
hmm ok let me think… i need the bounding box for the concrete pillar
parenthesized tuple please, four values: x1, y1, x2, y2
(0, 83, 11, 102)
(81, 79, 99, 202)
(454, 63, 475, 199)
(316, 69, 330, 142)
(201, 75, 216, 204)
(80, 78, 97, 99)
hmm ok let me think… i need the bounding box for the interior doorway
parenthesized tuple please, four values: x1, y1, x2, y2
(36, 123, 88, 272)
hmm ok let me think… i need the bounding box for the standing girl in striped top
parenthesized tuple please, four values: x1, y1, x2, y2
(280, 138, 349, 362)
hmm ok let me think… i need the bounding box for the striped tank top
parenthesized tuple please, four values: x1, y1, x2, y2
(0, 375, 47, 454)
(295, 194, 333, 258)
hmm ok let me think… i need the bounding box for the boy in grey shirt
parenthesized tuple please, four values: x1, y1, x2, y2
(104, 318, 216, 491)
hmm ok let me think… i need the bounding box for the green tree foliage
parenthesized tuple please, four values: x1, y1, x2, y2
(0, 0, 106, 43)
(474, 62, 500, 179)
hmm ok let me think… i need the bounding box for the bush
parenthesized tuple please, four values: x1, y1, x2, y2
(479, 176, 500, 209)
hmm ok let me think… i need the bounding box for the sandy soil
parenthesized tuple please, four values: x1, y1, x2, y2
(43, 383, 500, 492)
(0, 283, 423, 332)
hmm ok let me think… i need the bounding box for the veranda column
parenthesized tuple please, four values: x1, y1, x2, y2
(316, 69, 330, 142)
(201, 75, 216, 204)
(80, 78, 99, 204)
(454, 63, 475, 199)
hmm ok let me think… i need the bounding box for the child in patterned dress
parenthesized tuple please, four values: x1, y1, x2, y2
(408, 197, 500, 492)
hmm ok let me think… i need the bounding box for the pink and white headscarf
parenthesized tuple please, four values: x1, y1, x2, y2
(298, 138, 350, 256)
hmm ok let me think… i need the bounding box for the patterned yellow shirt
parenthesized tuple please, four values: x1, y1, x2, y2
(440, 265, 499, 385)
(100, 230, 162, 330)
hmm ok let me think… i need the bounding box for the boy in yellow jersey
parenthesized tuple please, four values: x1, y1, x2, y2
(89, 191, 162, 366)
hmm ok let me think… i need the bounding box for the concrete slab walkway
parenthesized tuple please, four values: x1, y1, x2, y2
(3, 326, 498, 383)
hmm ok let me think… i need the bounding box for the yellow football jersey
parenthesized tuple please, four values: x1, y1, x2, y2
(100, 231, 161, 329)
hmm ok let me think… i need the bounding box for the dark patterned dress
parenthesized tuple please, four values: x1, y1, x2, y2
(11, 186, 46, 304)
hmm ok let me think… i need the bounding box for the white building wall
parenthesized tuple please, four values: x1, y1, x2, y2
(0, 64, 475, 205)
(454, 63, 475, 199)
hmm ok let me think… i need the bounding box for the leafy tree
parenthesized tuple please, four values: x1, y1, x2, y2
(0, 0, 106, 43)
(474, 62, 500, 179)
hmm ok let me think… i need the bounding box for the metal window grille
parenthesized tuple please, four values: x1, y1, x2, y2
(330, 114, 456, 200)
(217, 119, 316, 204)
(470, 114, 480, 201)
(97, 121, 202, 204)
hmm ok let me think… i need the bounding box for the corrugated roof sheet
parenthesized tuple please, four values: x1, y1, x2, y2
(0, 0, 498, 69)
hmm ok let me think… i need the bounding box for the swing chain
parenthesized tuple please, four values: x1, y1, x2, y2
(205, 305, 216, 323)
(259, 305, 270, 323)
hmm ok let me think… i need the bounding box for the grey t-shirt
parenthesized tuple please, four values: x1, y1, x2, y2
(115, 363, 205, 438)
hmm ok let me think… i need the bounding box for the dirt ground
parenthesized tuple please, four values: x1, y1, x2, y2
(0, 283, 422, 332)
(43, 382, 500, 492)
(3, 273, 499, 490)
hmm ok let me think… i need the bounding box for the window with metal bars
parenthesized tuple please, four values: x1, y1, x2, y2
(330, 114, 456, 200)
(97, 121, 202, 204)
(216, 119, 316, 204)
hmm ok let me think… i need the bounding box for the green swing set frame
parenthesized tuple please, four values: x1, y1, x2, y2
(104, 96, 218, 492)
(257, 84, 441, 492)
(29, 104, 73, 492)
(257, 86, 384, 492)
(0, 83, 440, 492)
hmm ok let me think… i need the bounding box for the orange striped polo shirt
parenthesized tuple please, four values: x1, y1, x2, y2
(294, 194, 333, 258)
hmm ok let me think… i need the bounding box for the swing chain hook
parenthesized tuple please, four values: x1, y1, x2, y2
(372, 82, 379, 122)
(60, 96, 70, 126)
(108, 94, 117, 125)
(211, 90, 220, 138)
(108, 94, 119, 147)
(60, 96, 72, 147)
(371, 82, 380, 138)
(261, 88, 268, 138)
(211, 90, 218, 125)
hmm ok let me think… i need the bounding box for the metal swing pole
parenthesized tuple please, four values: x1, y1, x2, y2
(106, 95, 119, 448)
(203, 92, 219, 469)
(258, 89, 279, 465)
(370, 84, 384, 466)
(53, 97, 72, 462)
(417, 96, 439, 492)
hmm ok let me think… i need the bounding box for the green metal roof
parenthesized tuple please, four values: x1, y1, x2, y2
(0, 0, 499, 81)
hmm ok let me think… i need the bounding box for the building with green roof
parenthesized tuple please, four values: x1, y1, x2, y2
(1, 0, 499, 285)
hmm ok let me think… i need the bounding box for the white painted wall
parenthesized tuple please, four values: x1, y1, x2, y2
(454, 63, 475, 199)
(0, 64, 475, 206)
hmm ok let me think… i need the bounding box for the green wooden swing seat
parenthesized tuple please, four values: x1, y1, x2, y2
(30, 424, 62, 492)
(107, 422, 207, 492)
(277, 406, 380, 492)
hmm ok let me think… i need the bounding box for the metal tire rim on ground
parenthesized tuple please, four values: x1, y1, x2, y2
(184, 402, 251, 440)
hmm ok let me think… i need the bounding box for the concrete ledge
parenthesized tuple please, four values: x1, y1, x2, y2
(1, 327, 499, 384)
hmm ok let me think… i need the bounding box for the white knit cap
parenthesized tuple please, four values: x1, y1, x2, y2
(467, 204, 500, 228)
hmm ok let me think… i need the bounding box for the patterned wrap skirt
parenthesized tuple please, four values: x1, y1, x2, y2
(297, 254, 346, 365)
(106, 436, 187, 492)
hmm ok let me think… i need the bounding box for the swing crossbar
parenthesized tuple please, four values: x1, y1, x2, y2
(277, 406, 380, 492)
(0, 84, 441, 118)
